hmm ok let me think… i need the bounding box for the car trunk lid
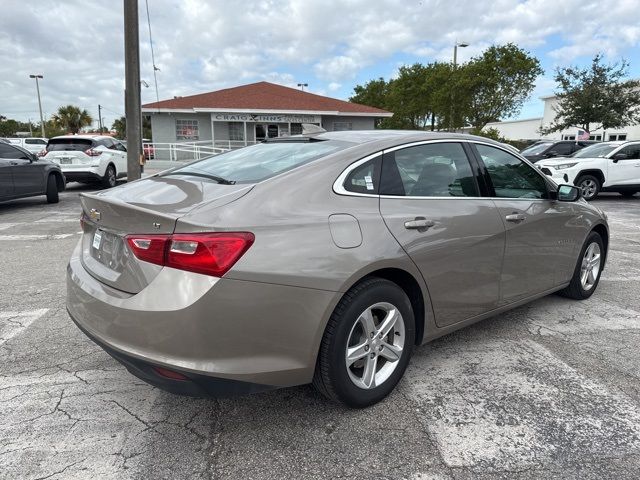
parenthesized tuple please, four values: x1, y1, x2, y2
(79, 175, 253, 293)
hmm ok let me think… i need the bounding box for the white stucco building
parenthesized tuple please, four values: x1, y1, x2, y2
(486, 95, 639, 142)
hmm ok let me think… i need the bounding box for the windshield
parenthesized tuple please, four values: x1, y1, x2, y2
(165, 139, 351, 184)
(571, 143, 618, 158)
(520, 142, 553, 156)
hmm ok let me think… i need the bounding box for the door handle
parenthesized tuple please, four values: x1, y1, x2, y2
(404, 218, 435, 230)
(505, 213, 526, 223)
(10, 161, 18, 166)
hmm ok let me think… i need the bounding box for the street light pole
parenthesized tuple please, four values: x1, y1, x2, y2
(449, 41, 469, 132)
(124, 0, 142, 181)
(98, 104, 103, 133)
(297, 83, 308, 91)
(29, 74, 45, 138)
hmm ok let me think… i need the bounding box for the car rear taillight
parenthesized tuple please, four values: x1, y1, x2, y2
(85, 148, 102, 157)
(37, 149, 47, 157)
(125, 232, 254, 277)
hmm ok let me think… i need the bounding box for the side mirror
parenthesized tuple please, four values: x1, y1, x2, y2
(557, 184, 581, 202)
(612, 153, 627, 163)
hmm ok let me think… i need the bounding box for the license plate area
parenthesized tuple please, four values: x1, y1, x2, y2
(59, 157, 72, 164)
(90, 229, 125, 271)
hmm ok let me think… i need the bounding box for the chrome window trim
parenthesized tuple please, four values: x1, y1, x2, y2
(332, 138, 556, 201)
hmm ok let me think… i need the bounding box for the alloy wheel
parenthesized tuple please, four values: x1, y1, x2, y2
(580, 179, 597, 199)
(345, 302, 405, 390)
(580, 242, 601, 291)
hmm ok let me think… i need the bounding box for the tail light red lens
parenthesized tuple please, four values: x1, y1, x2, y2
(37, 149, 47, 157)
(125, 232, 254, 277)
(85, 148, 102, 157)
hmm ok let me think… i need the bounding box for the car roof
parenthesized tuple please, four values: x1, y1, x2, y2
(50, 135, 112, 140)
(309, 130, 505, 150)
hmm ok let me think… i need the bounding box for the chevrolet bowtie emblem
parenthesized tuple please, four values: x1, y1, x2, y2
(89, 208, 101, 222)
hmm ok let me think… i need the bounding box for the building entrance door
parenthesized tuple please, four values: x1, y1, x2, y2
(255, 124, 279, 141)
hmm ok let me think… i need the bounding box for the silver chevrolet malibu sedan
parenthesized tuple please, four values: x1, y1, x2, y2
(67, 131, 608, 407)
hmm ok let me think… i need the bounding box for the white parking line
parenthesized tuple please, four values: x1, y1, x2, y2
(0, 309, 48, 346)
(406, 338, 640, 470)
(0, 233, 79, 241)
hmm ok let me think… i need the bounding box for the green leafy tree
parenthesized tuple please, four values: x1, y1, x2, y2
(350, 78, 391, 128)
(541, 54, 640, 135)
(112, 116, 126, 139)
(462, 44, 543, 131)
(52, 105, 93, 134)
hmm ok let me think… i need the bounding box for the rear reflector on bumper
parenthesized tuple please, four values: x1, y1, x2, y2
(125, 232, 254, 277)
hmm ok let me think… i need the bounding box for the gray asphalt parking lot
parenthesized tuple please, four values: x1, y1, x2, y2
(1, 184, 639, 480)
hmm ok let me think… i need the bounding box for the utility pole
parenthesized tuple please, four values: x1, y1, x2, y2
(124, 0, 142, 181)
(29, 74, 45, 138)
(98, 104, 103, 133)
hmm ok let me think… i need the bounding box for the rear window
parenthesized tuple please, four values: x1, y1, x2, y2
(47, 138, 93, 151)
(167, 140, 351, 184)
(520, 142, 553, 156)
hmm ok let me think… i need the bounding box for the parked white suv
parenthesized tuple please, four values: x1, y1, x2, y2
(537, 141, 640, 200)
(40, 135, 127, 188)
(6, 137, 49, 154)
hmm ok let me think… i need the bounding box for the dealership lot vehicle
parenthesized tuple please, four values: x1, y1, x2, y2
(41, 135, 127, 188)
(520, 139, 597, 162)
(0, 141, 65, 203)
(65, 131, 609, 407)
(538, 141, 640, 200)
(5, 136, 49, 154)
(1, 184, 639, 478)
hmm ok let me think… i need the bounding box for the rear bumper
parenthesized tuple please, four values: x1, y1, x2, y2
(66, 241, 337, 394)
(57, 165, 103, 182)
(68, 312, 274, 397)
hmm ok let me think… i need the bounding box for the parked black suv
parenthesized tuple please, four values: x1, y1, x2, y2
(521, 140, 598, 163)
(0, 142, 65, 204)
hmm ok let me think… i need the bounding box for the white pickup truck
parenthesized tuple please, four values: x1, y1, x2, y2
(537, 141, 640, 200)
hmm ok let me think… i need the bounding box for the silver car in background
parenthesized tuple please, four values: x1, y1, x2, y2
(67, 131, 608, 407)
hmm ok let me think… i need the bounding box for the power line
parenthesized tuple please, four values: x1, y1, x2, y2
(145, 0, 160, 105)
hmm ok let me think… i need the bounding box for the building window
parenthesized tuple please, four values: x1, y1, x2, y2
(609, 134, 627, 141)
(333, 122, 353, 131)
(290, 123, 303, 135)
(229, 122, 244, 142)
(176, 119, 199, 141)
(562, 135, 576, 141)
(589, 134, 602, 141)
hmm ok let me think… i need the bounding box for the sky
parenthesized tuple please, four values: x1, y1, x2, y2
(1, 0, 639, 130)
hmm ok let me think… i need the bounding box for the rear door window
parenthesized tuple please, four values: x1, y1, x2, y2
(550, 143, 573, 155)
(380, 142, 479, 197)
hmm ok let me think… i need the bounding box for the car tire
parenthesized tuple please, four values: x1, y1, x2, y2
(312, 277, 415, 408)
(558, 231, 604, 300)
(102, 164, 116, 189)
(45, 174, 59, 204)
(620, 191, 637, 197)
(575, 175, 600, 200)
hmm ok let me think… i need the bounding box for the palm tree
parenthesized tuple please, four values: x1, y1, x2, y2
(52, 105, 93, 134)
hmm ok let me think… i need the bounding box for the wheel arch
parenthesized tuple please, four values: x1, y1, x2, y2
(591, 223, 609, 269)
(575, 169, 605, 186)
(340, 267, 427, 346)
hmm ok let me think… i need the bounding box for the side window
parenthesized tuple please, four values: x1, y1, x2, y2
(551, 143, 573, 155)
(617, 145, 640, 160)
(476, 144, 549, 199)
(343, 157, 380, 194)
(380, 142, 479, 197)
(0, 144, 19, 159)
